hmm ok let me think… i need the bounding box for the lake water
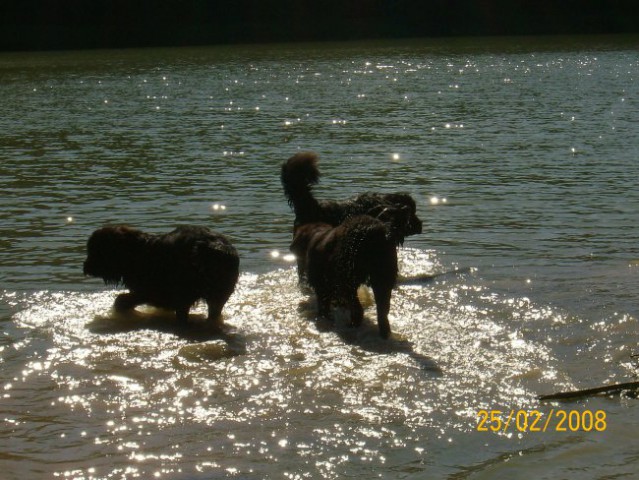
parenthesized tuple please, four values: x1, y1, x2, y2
(1, 35, 638, 479)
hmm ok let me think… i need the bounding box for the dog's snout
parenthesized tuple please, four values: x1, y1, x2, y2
(412, 217, 423, 235)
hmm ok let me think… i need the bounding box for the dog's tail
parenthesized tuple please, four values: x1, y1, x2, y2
(281, 152, 322, 224)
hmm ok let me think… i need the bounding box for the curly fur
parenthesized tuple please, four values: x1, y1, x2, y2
(281, 151, 423, 245)
(290, 215, 398, 339)
(83, 225, 239, 329)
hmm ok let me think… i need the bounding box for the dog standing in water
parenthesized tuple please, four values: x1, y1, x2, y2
(83, 225, 239, 331)
(290, 215, 400, 339)
(281, 151, 422, 285)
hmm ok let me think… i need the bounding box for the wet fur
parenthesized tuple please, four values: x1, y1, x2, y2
(83, 225, 239, 329)
(290, 215, 398, 339)
(281, 151, 423, 244)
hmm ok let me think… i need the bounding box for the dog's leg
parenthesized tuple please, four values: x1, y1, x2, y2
(314, 285, 332, 320)
(205, 300, 225, 332)
(317, 296, 331, 319)
(371, 284, 392, 339)
(349, 289, 364, 328)
(204, 281, 235, 331)
(290, 237, 309, 288)
(296, 257, 307, 285)
(175, 305, 190, 324)
(114, 293, 141, 312)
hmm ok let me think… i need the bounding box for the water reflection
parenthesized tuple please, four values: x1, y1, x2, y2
(295, 289, 442, 375)
(86, 306, 247, 350)
(2, 38, 639, 477)
(4, 250, 580, 476)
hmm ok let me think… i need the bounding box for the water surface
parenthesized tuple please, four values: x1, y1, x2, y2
(1, 36, 638, 479)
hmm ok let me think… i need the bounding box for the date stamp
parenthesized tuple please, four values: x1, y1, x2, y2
(477, 409, 607, 433)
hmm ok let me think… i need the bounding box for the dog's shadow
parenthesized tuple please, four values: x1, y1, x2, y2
(297, 298, 442, 376)
(86, 308, 246, 353)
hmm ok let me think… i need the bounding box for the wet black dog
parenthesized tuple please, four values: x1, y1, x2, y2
(290, 215, 399, 339)
(281, 151, 423, 244)
(83, 225, 239, 330)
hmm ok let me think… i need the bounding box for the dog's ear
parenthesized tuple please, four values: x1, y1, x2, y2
(375, 205, 413, 245)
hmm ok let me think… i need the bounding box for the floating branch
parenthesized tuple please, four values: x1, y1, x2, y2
(539, 381, 639, 401)
(398, 267, 473, 285)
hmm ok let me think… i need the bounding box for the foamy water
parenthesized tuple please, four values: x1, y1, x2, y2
(4, 249, 587, 479)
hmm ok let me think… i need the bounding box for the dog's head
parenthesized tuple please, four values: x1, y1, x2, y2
(83, 225, 145, 285)
(368, 195, 422, 245)
(382, 193, 422, 236)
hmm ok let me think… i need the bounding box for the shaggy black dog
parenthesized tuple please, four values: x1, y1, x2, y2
(290, 215, 399, 339)
(281, 151, 423, 245)
(83, 225, 239, 330)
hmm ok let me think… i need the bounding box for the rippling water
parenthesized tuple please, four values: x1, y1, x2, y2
(1, 36, 639, 478)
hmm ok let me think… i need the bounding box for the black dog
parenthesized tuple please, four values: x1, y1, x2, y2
(290, 215, 399, 339)
(281, 151, 423, 245)
(83, 225, 239, 330)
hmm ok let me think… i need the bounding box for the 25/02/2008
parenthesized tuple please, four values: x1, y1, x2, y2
(476, 409, 607, 433)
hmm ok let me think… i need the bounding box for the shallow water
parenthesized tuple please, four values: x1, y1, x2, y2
(1, 36, 639, 478)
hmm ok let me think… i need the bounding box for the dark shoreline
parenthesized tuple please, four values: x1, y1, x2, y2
(1, 0, 638, 53)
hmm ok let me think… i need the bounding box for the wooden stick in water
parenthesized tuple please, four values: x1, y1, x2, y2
(538, 381, 639, 401)
(398, 267, 473, 285)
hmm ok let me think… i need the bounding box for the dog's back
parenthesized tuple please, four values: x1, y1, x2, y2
(151, 226, 239, 301)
